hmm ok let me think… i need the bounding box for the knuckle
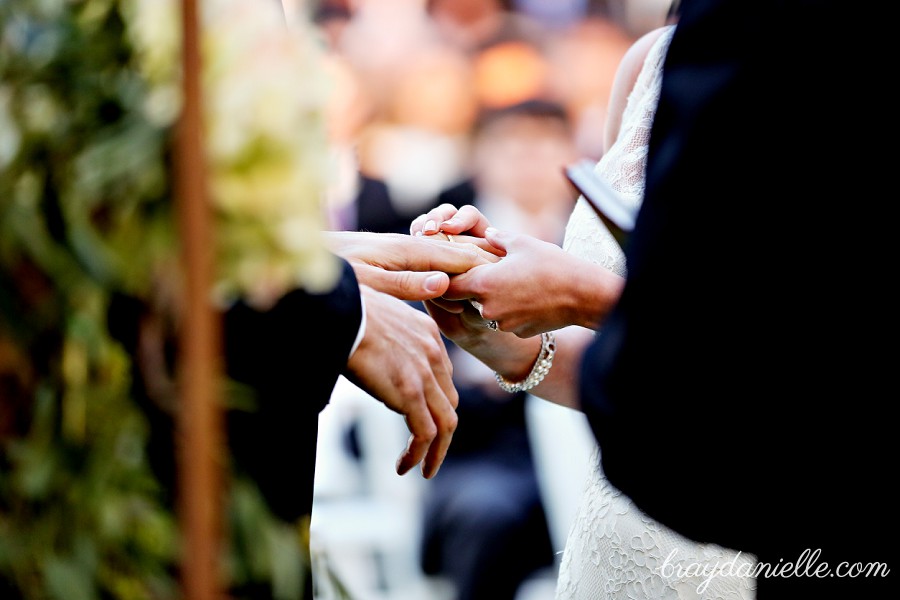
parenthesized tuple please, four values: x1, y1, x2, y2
(446, 389, 460, 411)
(413, 310, 433, 329)
(417, 422, 438, 443)
(420, 316, 439, 334)
(441, 410, 459, 435)
(394, 374, 419, 398)
(424, 341, 445, 363)
(469, 274, 490, 297)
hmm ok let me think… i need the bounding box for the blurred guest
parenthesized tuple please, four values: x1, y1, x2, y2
(326, 0, 477, 228)
(438, 99, 579, 241)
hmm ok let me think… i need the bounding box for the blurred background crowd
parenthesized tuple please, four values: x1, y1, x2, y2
(291, 0, 669, 235)
(297, 1, 674, 599)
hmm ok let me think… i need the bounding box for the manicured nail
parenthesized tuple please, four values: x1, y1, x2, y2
(424, 273, 444, 293)
(415, 230, 423, 237)
(443, 218, 458, 228)
(423, 220, 437, 233)
(485, 227, 497, 236)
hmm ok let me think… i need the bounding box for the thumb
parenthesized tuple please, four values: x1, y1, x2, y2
(355, 264, 450, 300)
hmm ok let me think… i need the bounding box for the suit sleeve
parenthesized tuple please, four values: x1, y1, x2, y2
(224, 258, 363, 522)
(578, 0, 894, 575)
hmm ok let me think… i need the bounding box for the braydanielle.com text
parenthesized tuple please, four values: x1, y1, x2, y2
(658, 548, 891, 593)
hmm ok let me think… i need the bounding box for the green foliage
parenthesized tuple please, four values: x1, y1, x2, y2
(0, 1, 182, 598)
(0, 1, 311, 598)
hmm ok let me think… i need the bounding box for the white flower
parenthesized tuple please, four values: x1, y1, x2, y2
(125, 0, 339, 302)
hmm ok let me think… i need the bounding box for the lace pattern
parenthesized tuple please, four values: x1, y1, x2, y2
(556, 26, 757, 600)
(556, 448, 756, 600)
(562, 26, 669, 278)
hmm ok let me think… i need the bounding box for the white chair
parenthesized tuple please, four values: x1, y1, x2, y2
(311, 377, 446, 600)
(312, 380, 596, 600)
(523, 395, 597, 566)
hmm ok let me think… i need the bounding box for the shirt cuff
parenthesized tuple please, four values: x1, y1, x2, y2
(348, 292, 366, 359)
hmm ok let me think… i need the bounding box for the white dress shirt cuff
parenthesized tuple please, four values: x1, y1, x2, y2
(348, 293, 366, 359)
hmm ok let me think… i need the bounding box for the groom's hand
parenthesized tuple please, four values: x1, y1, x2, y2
(344, 285, 459, 479)
(324, 231, 498, 301)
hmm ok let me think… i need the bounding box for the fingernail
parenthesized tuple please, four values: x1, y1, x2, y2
(443, 218, 458, 228)
(485, 227, 497, 236)
(424, 220, 437, 233)
(415, 230, 423, 237)
(424, 273, 444, 293)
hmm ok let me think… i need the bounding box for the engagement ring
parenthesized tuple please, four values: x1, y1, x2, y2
(470, 300, 499, 331)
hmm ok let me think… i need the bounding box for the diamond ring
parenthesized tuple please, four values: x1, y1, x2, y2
(469, 300, 499, 332)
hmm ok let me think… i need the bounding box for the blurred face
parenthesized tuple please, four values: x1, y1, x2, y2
(473, 115, 578, 214)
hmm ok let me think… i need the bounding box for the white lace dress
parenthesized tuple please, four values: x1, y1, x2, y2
(556, 26, 757, 600)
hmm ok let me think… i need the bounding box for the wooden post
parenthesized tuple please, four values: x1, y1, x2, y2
(176, 0, 223, 599)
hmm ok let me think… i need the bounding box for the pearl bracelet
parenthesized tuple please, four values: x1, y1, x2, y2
(495, 331, 557, 393)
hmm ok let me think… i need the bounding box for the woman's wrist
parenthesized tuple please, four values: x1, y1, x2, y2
(564, 263, 626, 329)
(494, 331, 556, 393)
(465, 332, 543, 383)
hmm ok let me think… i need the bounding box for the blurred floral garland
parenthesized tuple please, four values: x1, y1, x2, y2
(0, 0, 338, 598)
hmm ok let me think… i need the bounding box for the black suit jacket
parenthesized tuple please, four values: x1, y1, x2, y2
(225, 259, 362, 522)
(578, 0, 894, 596)
(110, 259, 362, 523)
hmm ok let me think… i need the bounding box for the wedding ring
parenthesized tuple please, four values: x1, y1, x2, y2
(470, 300, 499, 331)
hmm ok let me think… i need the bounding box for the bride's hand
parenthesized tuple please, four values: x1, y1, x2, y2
(444, 228, 626, 338)
(411, 204, 504, 257)
(423, 297, 543, 384)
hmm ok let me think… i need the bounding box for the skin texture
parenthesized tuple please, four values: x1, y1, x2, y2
(345, 285, 459, 479)
(411, 208, 624, 335)
(324, 230, 499, 299)
(444, 227, 624, 335)
(323, 230, 497, 477)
